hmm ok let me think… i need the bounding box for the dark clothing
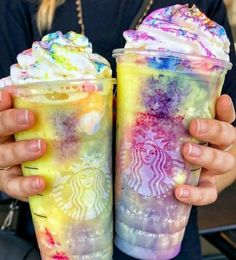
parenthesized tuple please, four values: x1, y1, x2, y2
(0, 231, 41, 260)
(0, 0, 236, 92)
(0, 0, 235, 259)
(0, 0, 236, 105)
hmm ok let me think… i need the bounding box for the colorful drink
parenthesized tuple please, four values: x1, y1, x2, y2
(1, 32, 114, 260)
(10, 79, 113, 260)
(114, 4, 232, 259)
(114, 49, 231, 260)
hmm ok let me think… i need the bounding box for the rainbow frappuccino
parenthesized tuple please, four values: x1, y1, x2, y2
(1, 31, 114, 260)
(114, 5, 231, 260)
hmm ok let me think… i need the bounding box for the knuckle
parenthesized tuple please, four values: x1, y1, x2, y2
(0, 150, 9, 166)
(12, 142, 28, 162)
(206, 146, 235, 173)
(208, 122, 235, 146)
(13, 178, 29, 198)
(226, 153, 235, 170)
(205, 193, 217, 205)
(227, 124, 236, 142)
(197, 188, 217, 205)
(211, 121, 222, 138)
(205, 147, 218, 166)
(211, 150, 234, 173)
(11, 143, 21, 159)
(0, 110, 13, 134)
(4, 179, 13, 196)
(218, 121, 224, 133)
(0, 145, 16, 166)
(19, 179, 30, 196)
(196, 193, 204, 204)
(234, 128, 236, 142)
(0, 112, 6, 132)
(0, 173, 5, 192)
(213, 153, 226, 172)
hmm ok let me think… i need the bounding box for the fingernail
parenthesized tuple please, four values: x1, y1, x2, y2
(188, 144, 202, 157)
(32, 179, 43, 190)
(16, 110, 29, 124)
(197, 120, 208, 134)
(179, 189, 190, 198)
(27, 139, 41, 152)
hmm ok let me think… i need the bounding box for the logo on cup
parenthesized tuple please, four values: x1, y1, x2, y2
(119, 113, 185, 197)
(52, 154, 111, 220)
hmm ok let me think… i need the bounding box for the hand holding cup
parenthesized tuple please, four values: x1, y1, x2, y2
(0, 90, 46, 201)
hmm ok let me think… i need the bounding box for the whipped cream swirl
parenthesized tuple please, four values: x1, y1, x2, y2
(124, 4, 230, 61)
(1, 31, 111, 86)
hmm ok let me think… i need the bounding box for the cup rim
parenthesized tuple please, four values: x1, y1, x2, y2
(112, 48, 232, 69)
(5, 78, 116, 88)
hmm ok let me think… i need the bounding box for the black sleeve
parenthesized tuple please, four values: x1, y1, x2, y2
(206, 0, 236, 124)
(0, 0, 36, 78)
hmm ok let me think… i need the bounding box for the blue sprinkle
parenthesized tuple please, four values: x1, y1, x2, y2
(94, 62, 105, 73)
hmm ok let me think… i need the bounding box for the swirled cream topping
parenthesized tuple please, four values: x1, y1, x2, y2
(1, 31, 111, 86)
(124, 4, 230, 61)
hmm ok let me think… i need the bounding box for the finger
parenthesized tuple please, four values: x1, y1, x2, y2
(0, 90, 12, 111)
(182, 143, 235, 173)
(0, 108, 35, 137)
(0, 139, 46, 168)
(189, 118, 236, 147)
(216, 94, 235, 123)
(175, 175, 217, 206)
(0, 168, 46, 198)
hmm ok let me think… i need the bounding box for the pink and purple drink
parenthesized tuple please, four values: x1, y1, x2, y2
(113, 5, 232, 259)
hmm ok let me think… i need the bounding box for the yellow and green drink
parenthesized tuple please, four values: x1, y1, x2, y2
(1, 32, 114, 260)
(113, 5, 232, 259)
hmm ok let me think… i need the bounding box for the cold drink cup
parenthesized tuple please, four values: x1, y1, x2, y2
(8, 79, 114, 260)
(113, 49, 231, 260)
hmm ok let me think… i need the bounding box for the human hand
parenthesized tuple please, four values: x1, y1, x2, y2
(175, 94, 236, 206)
(0, 90, 46, 201)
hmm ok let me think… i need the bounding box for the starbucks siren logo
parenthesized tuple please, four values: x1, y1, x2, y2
(52, 153, 111, 221)
(120, 113, 185, 197)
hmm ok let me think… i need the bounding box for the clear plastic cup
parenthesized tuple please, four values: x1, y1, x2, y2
(8, 79, 114, 260)
(113, 49, 232, 260)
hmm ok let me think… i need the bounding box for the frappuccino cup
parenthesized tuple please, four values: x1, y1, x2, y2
(114, 47, 231, 260)
(9, 78, 114, 260)
(113, 4, 232, 259)
(1, 31, 114, 260)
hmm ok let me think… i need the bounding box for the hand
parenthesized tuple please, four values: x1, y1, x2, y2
(175, 94, 236, 206)
(0, 90, 46, 201)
